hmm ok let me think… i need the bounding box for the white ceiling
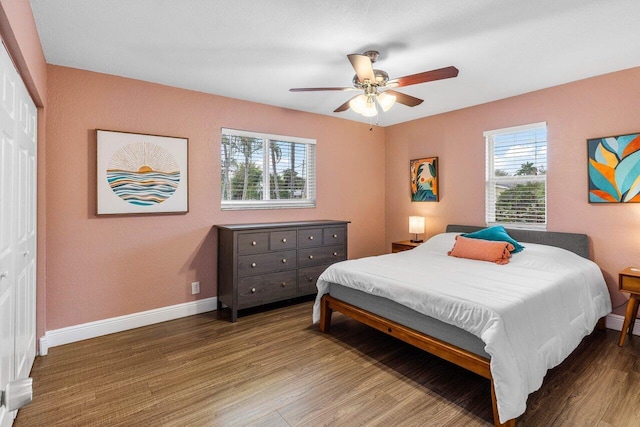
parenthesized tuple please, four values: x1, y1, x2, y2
(31, 0, 640, 127)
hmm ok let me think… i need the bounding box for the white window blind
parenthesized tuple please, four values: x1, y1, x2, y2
(221, 128, 316, 210)
(485, 122, 547, 229)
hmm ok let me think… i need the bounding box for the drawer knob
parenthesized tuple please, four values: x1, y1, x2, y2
(309, 236, 314, 240)
(282, 258, 287, 263)
(251, 262, 257, 268)
(333, 252, 338, 256)
(0, 271, 8, 279)
(308, 255, 314, 260)
(308, 277, 314, 282)
(281, 282, 286, 287)
(333, 234, 338, 238)
(251, 287, 256, 293)
(251, 241, 257, 246)
(282, 238, 287, 243)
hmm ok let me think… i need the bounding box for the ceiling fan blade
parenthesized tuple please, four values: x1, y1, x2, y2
(347, 54, 376, 83)
(384, 90, 423, 107)
(290, 87, 354, 92)
(390, 66, 459, 87)
(334, 95, 359, 113)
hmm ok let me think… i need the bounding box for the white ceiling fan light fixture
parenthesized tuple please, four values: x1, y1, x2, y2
(349, 91, 394, 117)
(376, 91, 396, 112)
(349, 94, 377, 117)
(348, 94, 367, 114)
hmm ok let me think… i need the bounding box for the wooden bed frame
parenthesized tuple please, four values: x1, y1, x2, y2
(318, 224, 601, 427)
(319, 295, 511, 426)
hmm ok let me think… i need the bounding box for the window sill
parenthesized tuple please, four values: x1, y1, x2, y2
(221, 201, 316, 211)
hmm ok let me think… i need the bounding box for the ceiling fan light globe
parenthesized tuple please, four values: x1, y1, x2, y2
(377, 92, 396, 112)
(349, 94, 368, 114)
(362, 101, 377, 117)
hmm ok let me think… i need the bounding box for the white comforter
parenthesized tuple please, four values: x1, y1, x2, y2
(312, 232, 611, 423)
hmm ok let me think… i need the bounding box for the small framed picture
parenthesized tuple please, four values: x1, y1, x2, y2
(410, 157, 439, 202)
(96, 130, 188, 215)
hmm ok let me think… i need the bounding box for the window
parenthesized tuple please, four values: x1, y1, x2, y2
(485, 122, 547, 229)
(221, 128, 316, 210)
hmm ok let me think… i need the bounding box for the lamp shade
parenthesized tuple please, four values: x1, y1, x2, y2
(349, 94, 378, 117)
(377, 91, 396, 112)
(409, 216, 425, 234)
(349, 94, 367, 114)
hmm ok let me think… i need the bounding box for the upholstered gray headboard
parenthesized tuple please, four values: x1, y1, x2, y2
(445, 224, 590, 259)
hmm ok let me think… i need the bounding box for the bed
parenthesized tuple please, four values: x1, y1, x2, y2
(312, 224, 611, 427)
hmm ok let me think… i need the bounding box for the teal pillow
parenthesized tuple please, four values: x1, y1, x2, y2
(461, 225, 524, 253)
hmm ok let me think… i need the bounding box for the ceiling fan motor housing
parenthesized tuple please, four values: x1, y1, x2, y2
(353, 69, 389, 88)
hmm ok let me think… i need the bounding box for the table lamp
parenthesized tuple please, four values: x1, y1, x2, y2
(409, 216, 425, 243)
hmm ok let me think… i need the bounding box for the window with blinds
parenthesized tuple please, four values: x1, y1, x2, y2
(221, 128, 316, 210)
(484, 122, 547, 229)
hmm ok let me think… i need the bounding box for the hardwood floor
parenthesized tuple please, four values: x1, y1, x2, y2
(15, 301, 640, 426)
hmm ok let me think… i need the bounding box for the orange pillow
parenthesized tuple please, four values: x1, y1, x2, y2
(448, 235, 515, 265)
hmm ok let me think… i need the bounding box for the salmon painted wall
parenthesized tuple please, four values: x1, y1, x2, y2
(45, 65, 386, 330)
(385, 66, 640, 315)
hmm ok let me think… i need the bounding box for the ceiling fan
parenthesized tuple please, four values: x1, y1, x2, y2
(290, 50, 459, 117)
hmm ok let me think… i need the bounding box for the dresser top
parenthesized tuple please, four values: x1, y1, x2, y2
(214, 220, 350, 232)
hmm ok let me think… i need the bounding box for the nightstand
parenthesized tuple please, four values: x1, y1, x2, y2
(392, 240, 421, 253)
(618, 267, 640, 346)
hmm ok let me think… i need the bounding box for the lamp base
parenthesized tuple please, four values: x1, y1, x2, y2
(410, 239, 424, 243)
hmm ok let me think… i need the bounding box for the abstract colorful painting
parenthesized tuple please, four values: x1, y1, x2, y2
(588, 133, 640, 203)
(97, 130, 188, 214)
(410, 157, 439, 202)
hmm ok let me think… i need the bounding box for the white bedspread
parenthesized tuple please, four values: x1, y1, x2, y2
(312, 232, 611, 423)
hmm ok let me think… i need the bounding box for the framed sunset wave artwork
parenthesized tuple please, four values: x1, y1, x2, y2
(410, 157, 439, 202)
(97, 130, 188, 214)
(588, 132, 640, 203)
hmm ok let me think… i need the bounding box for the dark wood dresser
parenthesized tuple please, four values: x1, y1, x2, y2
(215, 220, 349, 322)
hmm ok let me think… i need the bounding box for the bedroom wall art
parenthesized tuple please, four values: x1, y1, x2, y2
(588, 132, 640, 203)
(96, 129, 189, 214)
(410, 156, 439, 202)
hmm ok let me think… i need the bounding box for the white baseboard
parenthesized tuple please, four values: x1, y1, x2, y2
(35, 303, 635, 356)
(39, 297, 217, 356)
(605, 312, 640, 335)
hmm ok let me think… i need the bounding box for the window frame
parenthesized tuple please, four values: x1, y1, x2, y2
(484, 121, 547, 230)
(220, 128, 316, 210)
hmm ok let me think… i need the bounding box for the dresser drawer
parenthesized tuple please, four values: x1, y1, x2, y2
(238, 250, 297, 277)
(237, 270, 298, 308)
(298, 245, 346, 268)
(323, 227, 346, 245)
(237, 232, 269, 254)
(620, 274, 640, 293)
(270, 230, 297, 251)
(298, 265, 331, 295)
(298, 228, 323, 247)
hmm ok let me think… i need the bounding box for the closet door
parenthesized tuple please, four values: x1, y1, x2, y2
(0, 39, 36, 427)
(14, 76, 36, 382)
(0, 37, 17, 427)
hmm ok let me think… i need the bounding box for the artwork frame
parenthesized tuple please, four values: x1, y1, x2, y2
(410, 157, 439, 202)
(96, 129, 189, 215)
(588, 132, 640, 203)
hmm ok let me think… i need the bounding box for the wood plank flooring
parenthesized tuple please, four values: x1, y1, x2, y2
(15, 301, 640, 426)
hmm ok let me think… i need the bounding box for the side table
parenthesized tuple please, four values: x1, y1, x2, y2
(392, 240, 421, 253)
(618, 267, 640, 346)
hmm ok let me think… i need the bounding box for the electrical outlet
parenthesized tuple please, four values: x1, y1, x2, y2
(191, 281, 200, 295)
